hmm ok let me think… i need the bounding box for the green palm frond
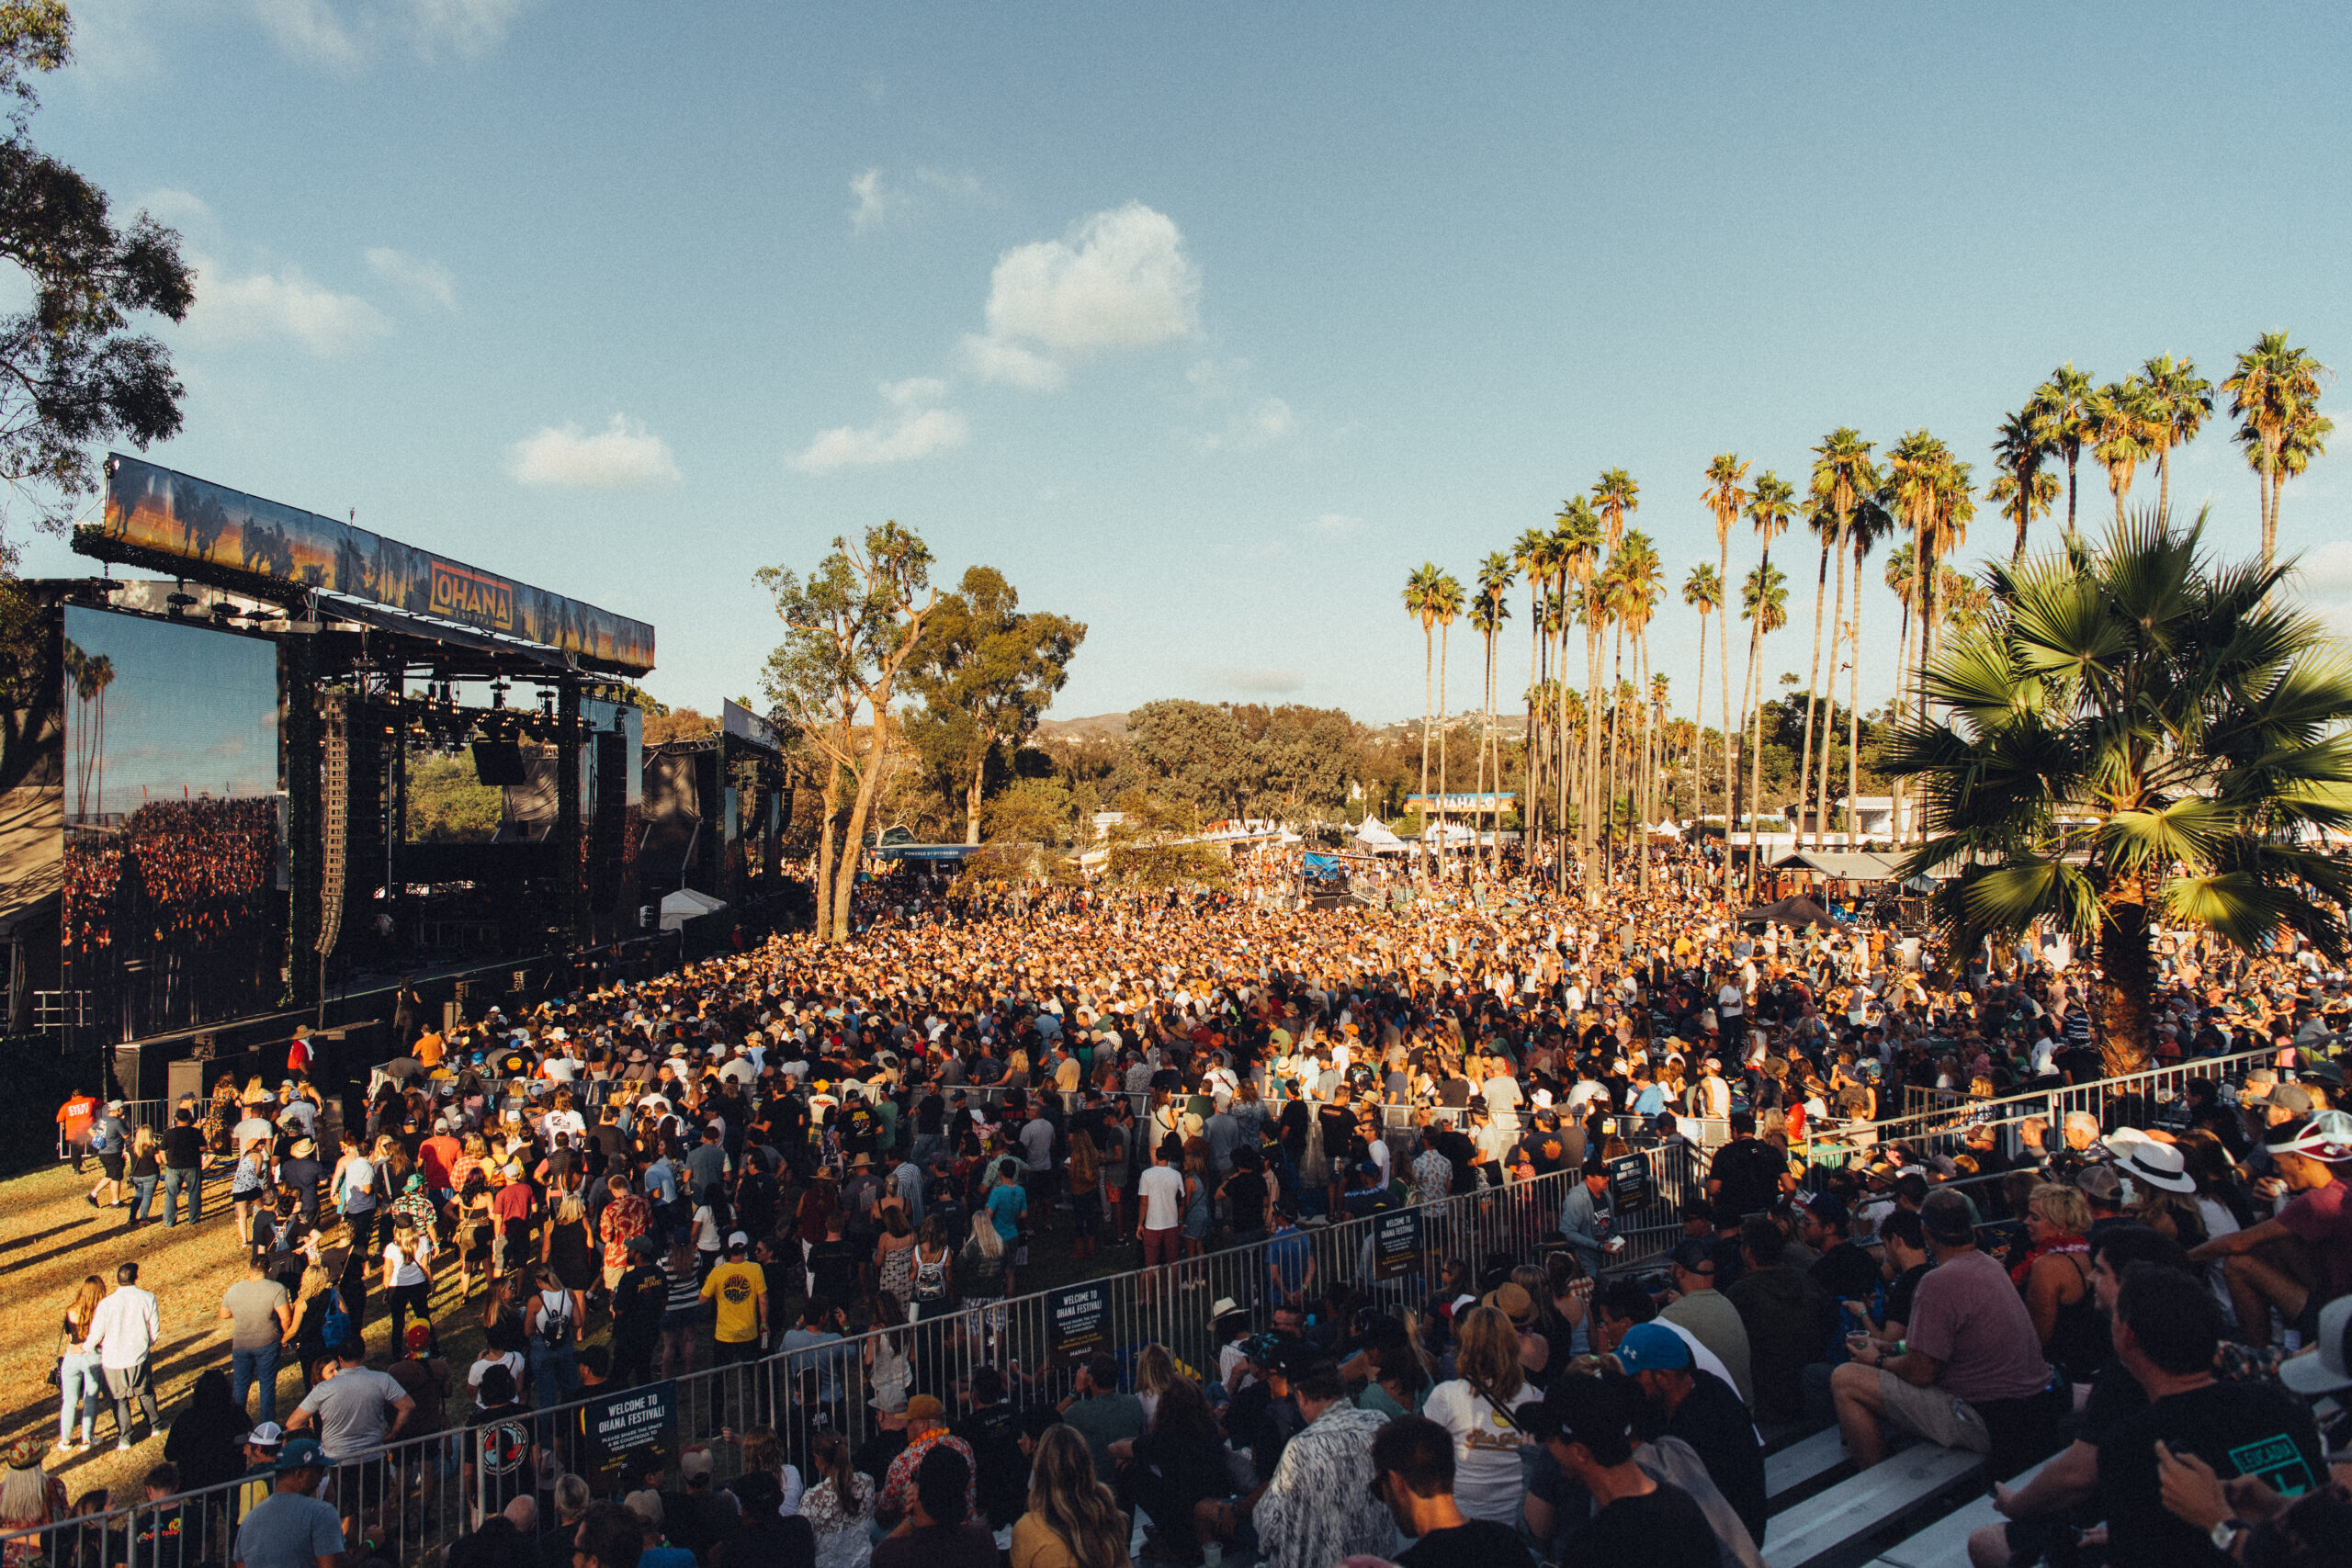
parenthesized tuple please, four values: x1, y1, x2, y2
(2101, 797, 2232, 874)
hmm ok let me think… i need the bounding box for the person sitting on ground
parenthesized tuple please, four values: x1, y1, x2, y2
(1247, 1355, 1397, 1568)
(1829, 1190, 2053, 1466)
(2186, 1111, 2352, 1349)
(1010, 1425, 1132, 1568)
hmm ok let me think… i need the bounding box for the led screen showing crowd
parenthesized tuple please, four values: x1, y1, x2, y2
(60, 606, 284, 1039)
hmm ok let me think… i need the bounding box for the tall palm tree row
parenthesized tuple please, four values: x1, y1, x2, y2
(1741, 472, 1796, 875)
(1474, 552, 1516, 881)
(1737, 557, 1789, 866)
(1430, 570, 1465, 865)
(1702, 455, 1751, 895)
(1403, 563, 1444, 823)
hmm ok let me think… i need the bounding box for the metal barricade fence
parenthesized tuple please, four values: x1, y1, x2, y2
(1, 1143, 1717, 1568)
(55, 1099, 166, 1162)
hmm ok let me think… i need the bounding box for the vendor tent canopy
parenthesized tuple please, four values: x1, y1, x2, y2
(1770, 850, 1908, 881)
(1737, 895, 1838, 929)
(1352, 815, 1408, 853)
(659, 887, 728, 931)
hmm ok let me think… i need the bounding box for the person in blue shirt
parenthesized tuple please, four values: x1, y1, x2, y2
(1267, 1206, 1317, 1307)
(984, 1159, 1028, 1246)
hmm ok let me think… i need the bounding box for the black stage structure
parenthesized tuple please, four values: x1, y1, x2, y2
(0, 456, 681, 1103)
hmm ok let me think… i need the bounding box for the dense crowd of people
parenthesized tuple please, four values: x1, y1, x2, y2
(18, 839, 2352, 1568)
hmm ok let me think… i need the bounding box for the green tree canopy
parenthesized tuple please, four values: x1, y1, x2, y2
(907, 564, 1085, 844)
(0, 1, 194, 569)
(1888, 510, 2352, 1074)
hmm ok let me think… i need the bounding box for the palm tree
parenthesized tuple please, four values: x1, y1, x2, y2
(1883, 432, 1973, 843)
(1882, 536, 1920, 840)
(1556, 499, 1604, 855)
(1430, 570, 1465, 867)
(2139, 354, 2213, 515)
(1614, 532, 1663, 890)
(1403, 563, 1443, 829)
(1806, 429, 1878, 850)
(1841, 496, 1894, 844)
(1988, 403, 2059, 562)
(2224, 333, 2332, 570)
(1702, 454, 1751, 892)
(1741, 472, 1796, 879)
(1682, 561, 1723, 833)
(1593, 468, 1639, 549)
(1737, 559, 1789, 873)
(2089, 378, 2162, 526)
(1512, 526, 1552, 856)
(1887, 508, 2352, 1076)
(2033, 364, 2097, 540)
(1474, 551, 1516, 881)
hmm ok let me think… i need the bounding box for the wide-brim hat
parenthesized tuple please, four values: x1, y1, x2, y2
(2105, 1128, 2196, 1194)
(2284, 1295, 2352, 1396)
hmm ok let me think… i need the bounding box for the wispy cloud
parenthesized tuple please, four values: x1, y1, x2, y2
(1306, 513, 1363, 539)
(507, 415, 682, 489)
(364, 246, 458, 310)
(236, 0, 529, 70)
(186, 256, 391, 355)
(1215, 666, 1304, 694)
(789, 378, 969, 475)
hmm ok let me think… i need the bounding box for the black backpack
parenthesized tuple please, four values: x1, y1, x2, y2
(539, 1292, 574, 1348)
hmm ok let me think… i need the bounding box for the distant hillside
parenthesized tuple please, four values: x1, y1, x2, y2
(1035, 712, 1129, 742)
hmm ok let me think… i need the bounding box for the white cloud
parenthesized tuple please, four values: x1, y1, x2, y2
(364, 246, 458, 310)
(789, 380, 969, 475)
(1306, 513, 1364, 539)
(1193, 397, 1296, 454)
(965, 202, 1199, 389)
(186, 256, 391, 355)
(2294, 539, 2352, 598)
(507, 415, 682, 490)
(408, 0, 526, 56)
(849, 170, 899, 236)
(245, 0, 364, 67)
(232, 0, 526, 68)
(957, 333, 1065, 391)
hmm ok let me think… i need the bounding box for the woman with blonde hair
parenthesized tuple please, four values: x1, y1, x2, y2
(2014, 1183, 2104, 1385)
(125, 1124, 163, 1229)
(1131, 1343, 1179, 1427)
(1012, 1425, 1132, 1568)
(1420, 1305, 1537, 1524)
(1, 1438, 69, 1568)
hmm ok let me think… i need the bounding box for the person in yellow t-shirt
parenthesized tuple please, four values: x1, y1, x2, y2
(415, 1028, 446, 1069)
(699, 1231, 768, 1363)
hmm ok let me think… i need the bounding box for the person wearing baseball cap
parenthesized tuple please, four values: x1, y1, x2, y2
(2188, 1111, 2352, 1348)
(698, 1230, 767, 1364)
(232, 1436, 341, 1568)
(1612, 1323, 1768, 1548)
(1522, 1372, 1720, 1566)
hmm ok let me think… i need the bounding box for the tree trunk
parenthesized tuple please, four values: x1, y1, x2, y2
(831, 714, 895, 942)
(2157, 446, 2169, 518)
(1890, 578, 1915, 846)
(1847, 547, 1862, 852)
(2093, 897, 2154, 1077)
(1420, 628, 1433, 815)
(1796, 539, 1829, 854)
(1815, 526, 1847, 851)
(2064, 457, 2078, 540)
(1437, 622, 1451, 874)
(965, 750, 987, 845)
(1607, 622, 1623, 865)
(814, 727, 846, 939)
(1719, 538, 1735, 900)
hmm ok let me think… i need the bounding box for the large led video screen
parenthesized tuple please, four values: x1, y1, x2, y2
(61, 606, 284, 1037)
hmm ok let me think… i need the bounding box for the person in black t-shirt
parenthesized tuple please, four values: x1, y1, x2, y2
(2098, 1265, 2323, 1568)
(1527, 1371, 1717, 1568)
(1370, 1415, 1535, 1568)
(1615, 1325, 1766, 1549)
(1705, 1113, 1788, 1216)
(1800, 1193, 1880, 1303)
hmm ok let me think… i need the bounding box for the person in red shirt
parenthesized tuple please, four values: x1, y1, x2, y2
(417, 1122, 462, 1197)
(490, 1165, 537, 1276)
(56, 1093, 98, 1171)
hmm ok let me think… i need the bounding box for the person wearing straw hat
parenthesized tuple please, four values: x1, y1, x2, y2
(2187, 1111, 2352, 1348)
(0, 1436, 69, 1562)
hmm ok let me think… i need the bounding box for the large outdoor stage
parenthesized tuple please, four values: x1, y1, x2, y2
(0, 457, 794, 1102)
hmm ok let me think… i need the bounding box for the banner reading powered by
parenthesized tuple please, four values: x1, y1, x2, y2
(578, 1381, 677, 1494)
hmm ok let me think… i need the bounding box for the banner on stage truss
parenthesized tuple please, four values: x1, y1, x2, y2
(90, 455, 657, 674)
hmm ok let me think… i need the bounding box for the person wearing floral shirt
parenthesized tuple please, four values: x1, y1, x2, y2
(876, 1396, 976, 1528)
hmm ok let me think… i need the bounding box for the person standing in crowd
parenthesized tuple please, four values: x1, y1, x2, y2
(231, 1438, 343, 1568)
(219, 1256, 295, 1426)
(1250, 1356, 1397, 1568)
(86, 1261, 162, 1451)
(54, 1274, 106, 1455)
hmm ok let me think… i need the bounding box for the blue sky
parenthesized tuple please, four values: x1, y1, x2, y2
(14, 1, 2352, 728)
(62, 606, 278, 812)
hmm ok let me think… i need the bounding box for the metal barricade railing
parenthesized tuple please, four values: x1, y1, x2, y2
(4, 1147, 1727, 1568)
(55, 1099, 167, 1162)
